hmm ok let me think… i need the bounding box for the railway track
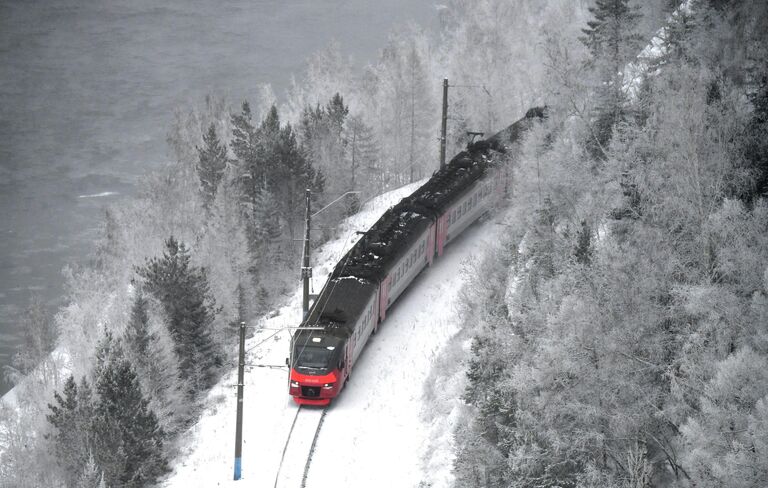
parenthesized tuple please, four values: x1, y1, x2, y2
(273, 405, 327, 488)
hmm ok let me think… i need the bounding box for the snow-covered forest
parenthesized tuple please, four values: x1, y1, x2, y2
(2, 0, 767, 486)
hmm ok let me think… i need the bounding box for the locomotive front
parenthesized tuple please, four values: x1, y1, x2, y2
(288, 330, 345, 405)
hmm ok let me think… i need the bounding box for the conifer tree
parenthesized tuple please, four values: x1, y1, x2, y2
(741, 71, 768, 202)
(124, 289, 186, 432)
(325, 93, 349, 143)
(136, 237, 222, 396)
(405, 44, 430, 182)
(251, 186, 282, 246)
(230, 101, 260, 213)
(573, 220, 593, 265)
(46, 375, 94, 488)
(257, 105, 282, 188)
(275, 121, 318, 243)
(196, 123, 228, 209)
(77, 452, 103, 488)
(347, 114, 382, 195)
(92, 333, 168, 487)
(580, 0, 644, 156)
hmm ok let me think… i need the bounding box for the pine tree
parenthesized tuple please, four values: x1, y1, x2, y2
(124, 289, 186, 432)
(325, 93, 349, 143)
(196, 123, 228, 209)
(274, 121, 317, 244)
(46, 375, 94, 488)
(136, 237, 222, 396)
(77, 452, 103, 488)
(347, 114, 382, 195)
(230, 101, 261, 214)
(741, 71, 768, 203)
(125, 291, 152, 361)
(405, 44, 431, 182)
(258, 105, 282, 189)
(573, 220, 593, 265)
(255, 104, 319, 247)
(251, 186, 282, 246)
(580, 0, 644, 157)
(92, 333, 169, 487)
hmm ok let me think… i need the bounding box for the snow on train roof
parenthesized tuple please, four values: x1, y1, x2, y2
(331, 200, 434, 281)
(324, 109, 548, 284)
(300, 107, 548, 334)
(302, 276, 378, 337)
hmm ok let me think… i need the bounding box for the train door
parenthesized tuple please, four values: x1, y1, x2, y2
(426, 223, 436, 266)
(436, 214, 449, 257)
(378, 276, 391, 323)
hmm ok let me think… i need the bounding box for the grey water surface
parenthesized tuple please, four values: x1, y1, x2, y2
(0, 0, 435, 395)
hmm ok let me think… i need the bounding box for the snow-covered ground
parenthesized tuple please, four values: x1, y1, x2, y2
(164, 181, 500, 488)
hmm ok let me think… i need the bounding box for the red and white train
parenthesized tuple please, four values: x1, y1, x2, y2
(287, 108, 545, 405)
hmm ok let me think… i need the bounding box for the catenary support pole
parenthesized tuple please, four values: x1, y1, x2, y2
(440, 78, 448, 169)
(234, 320, 246, 480)
(301, 189, 312, 319)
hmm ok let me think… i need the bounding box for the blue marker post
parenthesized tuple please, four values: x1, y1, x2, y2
(234, 321, 246, 480)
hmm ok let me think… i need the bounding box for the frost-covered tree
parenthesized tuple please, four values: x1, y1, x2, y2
(230, 101, 261, 212)
(741, 72, 768, 202)
(196, 122, 228, 209)
(580, 0, 644, 155)
(5, 296, 58, 387)
(123, 290, 187, 432)
(136, 237, 222, 396)
(681, 348, 768, 488)
(92, 333, 169, 487)
(46, 375, 94, 488)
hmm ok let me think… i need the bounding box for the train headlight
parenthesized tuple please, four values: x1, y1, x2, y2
(322, 383, 335, 389)
(290, 380, 300, 388)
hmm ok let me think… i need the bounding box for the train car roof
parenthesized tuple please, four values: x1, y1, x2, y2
(409, 149, 495, 213)
(331, 199, 434, 281)
(302, 276, 378, 338)
(488, 106, 547, 150)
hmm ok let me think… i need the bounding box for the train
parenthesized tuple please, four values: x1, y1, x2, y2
(287, 107, 546, 406)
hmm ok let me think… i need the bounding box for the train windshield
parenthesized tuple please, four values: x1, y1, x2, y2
(293, 345, 335, 373)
